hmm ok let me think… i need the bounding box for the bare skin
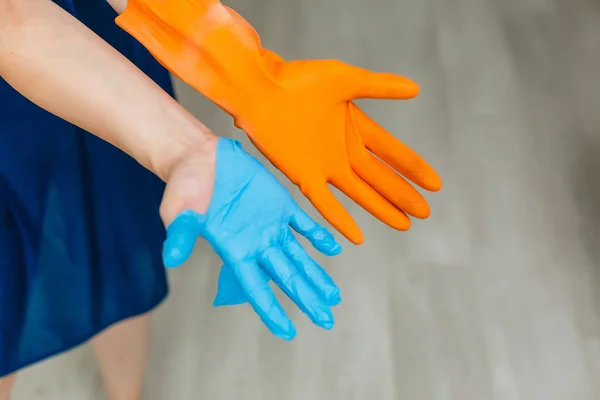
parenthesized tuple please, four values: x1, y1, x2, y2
(0, 315, 152, 400)
(106, 0, 127, 14)
(0, 375, 15, 400)
(0, 0, 218, 398)
(91, 315, 152, 400)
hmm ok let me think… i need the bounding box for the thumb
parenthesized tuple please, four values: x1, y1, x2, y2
(340, 64, 420, 100)
(162, 210, 205, 269)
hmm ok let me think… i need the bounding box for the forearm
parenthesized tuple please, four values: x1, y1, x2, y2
(0, 0, 214, 181)
(106, 0, 126, 14)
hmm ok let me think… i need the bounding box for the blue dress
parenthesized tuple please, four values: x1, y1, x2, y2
(0, 0, 172, 377)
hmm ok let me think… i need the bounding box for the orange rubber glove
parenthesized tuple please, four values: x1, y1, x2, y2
(116, 0, 442, 244)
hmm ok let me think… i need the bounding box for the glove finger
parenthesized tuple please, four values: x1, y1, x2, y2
(352, 104, 442, 191)
(341, 64, 420, 100)
(233, 260, 296, 340)
(346, 109, 431, 219)
(289, 203, 342, 256)
(260, 247, 335, 330)
(352, 151, 431, 218)
(282, 233, 341, 306)
(303, 183, 364, 245)
(213, 264, 253, 307)
(162, 210, 204, 269)
(330, 168, 411, 232)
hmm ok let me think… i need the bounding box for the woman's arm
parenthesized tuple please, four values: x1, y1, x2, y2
(105, 0, 126, 14)
(0, 0, 215, 181)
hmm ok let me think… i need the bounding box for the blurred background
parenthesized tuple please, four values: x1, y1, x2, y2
(12, 0, 600, 398)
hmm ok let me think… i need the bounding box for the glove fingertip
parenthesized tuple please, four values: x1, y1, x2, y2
(310, 226, 343, 256)
(328, 288, 342, 306)
(426, 174, 443, 192)
(276, 324, 297, 341)
(345, 227, 364, 245)
(162, 240, 192, 269)
(291, 209, 340, 253)
(162, 220, 199, 269)
(380, 73, 420, 98)
(325, 241, 343, 256)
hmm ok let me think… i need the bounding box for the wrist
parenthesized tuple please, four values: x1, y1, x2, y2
(115, 0, 276, 114)
(148, 111, 219, 183)
(106, 0, 127, 14)
(117, 0, 221, 35)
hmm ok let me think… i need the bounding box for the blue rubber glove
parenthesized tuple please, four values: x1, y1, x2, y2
(162, 138, 342, 340)
(212, 253, 343, 308)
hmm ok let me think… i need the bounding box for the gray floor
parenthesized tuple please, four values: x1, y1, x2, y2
(12, 0, 600, 398)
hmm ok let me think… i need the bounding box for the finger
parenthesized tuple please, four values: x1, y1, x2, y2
(289, 203, 342, 256)
(345, 112, 431, 219)
(352, 104, 442, 191)
(260, 247, 335, 330)
(162, 210, 204, 269)
(340, 64, 420, 100)
(302, 183, 364, 245)
(330, 169, 411, 232)
(213, 264, 251, 307)
(232, 260, 296, 340)
(282, 233, 341, 306)
(353, 151, 431, 218)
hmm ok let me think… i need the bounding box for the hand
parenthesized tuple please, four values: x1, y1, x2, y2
(248, 61, 440, 245)
(225, 6, 442, 245)
(160, 137, 342, 340)
(117, 2, 442, 245)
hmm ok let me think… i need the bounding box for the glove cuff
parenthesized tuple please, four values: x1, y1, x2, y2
(115, 0, 277, 119)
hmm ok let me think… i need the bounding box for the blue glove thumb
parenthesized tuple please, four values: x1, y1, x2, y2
(162, 210, 204, 268)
